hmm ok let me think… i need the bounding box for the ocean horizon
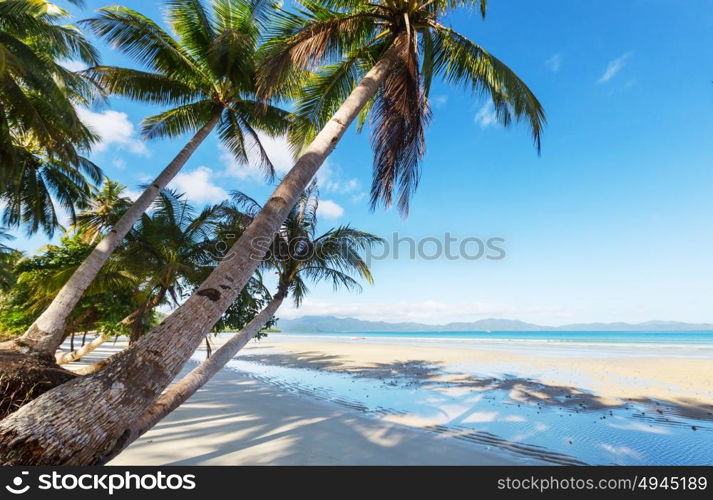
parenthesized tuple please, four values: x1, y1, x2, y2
(274, 330, 713, 346)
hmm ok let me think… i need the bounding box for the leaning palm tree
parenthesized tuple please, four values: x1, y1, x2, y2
(11, 0, 291, 358)
(0, 1, 545, 465)
(102, 185, 381, 461)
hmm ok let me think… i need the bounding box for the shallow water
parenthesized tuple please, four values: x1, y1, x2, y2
(201, 339, 713, 465)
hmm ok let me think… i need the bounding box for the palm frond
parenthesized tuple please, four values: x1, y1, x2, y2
(369, 34, 431, 216)
(83, 66, 202, 105)
(167, 0, 215, 60)
(141, 99, 220, 139)
(229, 190, 263, 218)
(257, 5, 377, 97)
(429, 21, 545, 151)
(82, 6, 208, 85)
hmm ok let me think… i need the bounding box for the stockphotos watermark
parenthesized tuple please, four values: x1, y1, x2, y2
(4, 470, 196, 496)
(209, 232, 506, 265)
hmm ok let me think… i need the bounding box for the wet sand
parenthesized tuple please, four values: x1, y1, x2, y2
(216, 335, 713, 464)
(241, 338, 713, 417)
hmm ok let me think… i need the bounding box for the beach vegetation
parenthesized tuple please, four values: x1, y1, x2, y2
(9, 0, 292, 359)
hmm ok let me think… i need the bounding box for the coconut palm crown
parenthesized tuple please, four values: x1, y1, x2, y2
(0, 0, 103, 235)
(231, 181, 382, 305)
(0, 0, 99, 162)
(260, 0, 545, 215)
(72, 178, 133, 245)
(83, 0, 291, 177)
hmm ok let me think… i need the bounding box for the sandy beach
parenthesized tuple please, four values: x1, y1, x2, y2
(67, 343, 534, 465)
(64, 331, 713, 466)
(110, 365, 532, 465)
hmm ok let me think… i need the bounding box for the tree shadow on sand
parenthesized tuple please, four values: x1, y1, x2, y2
(239, 351, 713, 426)
(240, 351, 441, 386)
(114, 374, 529, 465)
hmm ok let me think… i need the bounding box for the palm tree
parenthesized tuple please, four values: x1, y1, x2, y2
(12, 0, 292, 358)
(227, 182, 379, 305)
(65, 189, 273, 371)
(120, 190, 223, 342)
(0, 233, 138, 419)
(0, 0, 99, 166)
(58, 189, 223, 364)
(6, 235, 138, 337)
(0, 0, 103, 236)
(72, 178, 132, 245)
(102, 185, 381, 461)
(0, 1, 545, 465)
(235, 182, 378, 302)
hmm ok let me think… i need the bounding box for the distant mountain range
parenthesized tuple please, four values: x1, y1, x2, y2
(276, 316, 713, 332)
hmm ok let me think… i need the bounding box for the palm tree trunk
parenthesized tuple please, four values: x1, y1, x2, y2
(7, 113, 221, 358)
(204, 336, 212, 359)
(55, 333, 108, 365)
(101, 290, 286, 463)
(0, 45, 398, 466)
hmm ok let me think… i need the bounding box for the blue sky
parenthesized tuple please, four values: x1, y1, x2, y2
(11, 0, 713, 325)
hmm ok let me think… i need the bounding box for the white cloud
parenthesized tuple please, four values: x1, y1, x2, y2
(316, 161, 362, 196)
(221, 132, 294, 181)
(121, 188, 142, 201)
(278, 299, 571, 324)
(76, 108, 149, 155)
(475, 102, 498, 128)
(597, 52, 632, 84)
(317, 199, 344, 219)
(169, 166, 228, 203)
(432, 95, 449, 108)
(545, 53, 562, 73)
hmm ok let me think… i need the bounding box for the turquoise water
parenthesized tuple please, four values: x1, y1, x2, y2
(279, 330, 713, 345)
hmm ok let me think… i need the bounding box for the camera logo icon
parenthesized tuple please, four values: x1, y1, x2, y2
(5, 471, 30, 495)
